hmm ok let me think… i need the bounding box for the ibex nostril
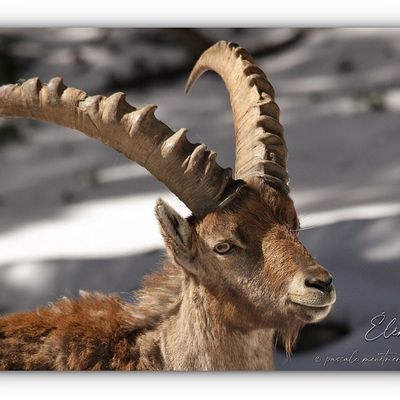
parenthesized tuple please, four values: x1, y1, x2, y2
(304, 276, 333, 293)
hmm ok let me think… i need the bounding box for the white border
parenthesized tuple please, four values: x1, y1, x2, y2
(0, 0, 399, 26)
(1, 1, 400, 398)
(1, 373, 400, 399)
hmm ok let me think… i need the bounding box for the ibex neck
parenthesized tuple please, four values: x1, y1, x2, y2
(160, 278, 275, 370)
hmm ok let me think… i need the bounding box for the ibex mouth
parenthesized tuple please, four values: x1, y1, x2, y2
(288, 288, 336, 309)
(289, 299, 332, 308)
(287, 287, 336, 323)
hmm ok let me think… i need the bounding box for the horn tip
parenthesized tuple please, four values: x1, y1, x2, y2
(184, 81, 191, 95)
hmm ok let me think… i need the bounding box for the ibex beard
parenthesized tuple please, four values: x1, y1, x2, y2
(0, 40, 335, 370)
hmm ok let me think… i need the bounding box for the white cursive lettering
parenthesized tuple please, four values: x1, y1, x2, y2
(365, 312, 400, 342)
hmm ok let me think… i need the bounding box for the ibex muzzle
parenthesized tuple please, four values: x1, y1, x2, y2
(0, 41, 335, 370)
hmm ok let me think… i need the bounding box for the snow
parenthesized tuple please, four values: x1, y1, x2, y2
(1, 28, 400, 369)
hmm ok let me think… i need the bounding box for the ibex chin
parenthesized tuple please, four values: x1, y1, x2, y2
(0, 41, 336, 370)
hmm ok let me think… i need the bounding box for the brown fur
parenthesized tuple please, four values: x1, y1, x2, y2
(0, 179, 334, 370)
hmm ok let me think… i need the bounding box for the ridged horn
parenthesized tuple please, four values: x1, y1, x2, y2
(0, 77, 243, 217)
(185, 41, 289, 194)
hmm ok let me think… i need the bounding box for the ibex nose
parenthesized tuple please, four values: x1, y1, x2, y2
(304, 273, 333, 293)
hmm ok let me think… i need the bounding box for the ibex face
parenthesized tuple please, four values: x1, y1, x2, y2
(156, 178, 335, 340)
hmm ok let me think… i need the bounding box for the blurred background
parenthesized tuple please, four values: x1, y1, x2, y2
(0, 28, 400, 370)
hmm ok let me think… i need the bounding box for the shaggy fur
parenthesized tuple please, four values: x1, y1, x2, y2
(0, 263, 273, 370)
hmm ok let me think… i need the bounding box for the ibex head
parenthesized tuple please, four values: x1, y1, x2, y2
(154, 42, 335, 351)
(0, 41, 335, 353)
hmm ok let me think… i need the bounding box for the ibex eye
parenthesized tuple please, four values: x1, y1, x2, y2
(214, 242, 232, 254)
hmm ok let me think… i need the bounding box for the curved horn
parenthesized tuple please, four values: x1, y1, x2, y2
(0, 77, 243, 217)
(186, 41, 289, 194)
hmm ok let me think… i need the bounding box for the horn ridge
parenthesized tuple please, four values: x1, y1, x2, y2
(186, 41, 289, 194)
(0, 77, 240, 217)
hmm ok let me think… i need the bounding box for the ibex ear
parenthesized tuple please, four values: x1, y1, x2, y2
(155, 199, 195, 271)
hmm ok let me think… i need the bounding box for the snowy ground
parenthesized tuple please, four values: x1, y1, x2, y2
(1, 28, 400, 370)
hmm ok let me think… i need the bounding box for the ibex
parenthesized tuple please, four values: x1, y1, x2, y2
(0, 41, 336, 370)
